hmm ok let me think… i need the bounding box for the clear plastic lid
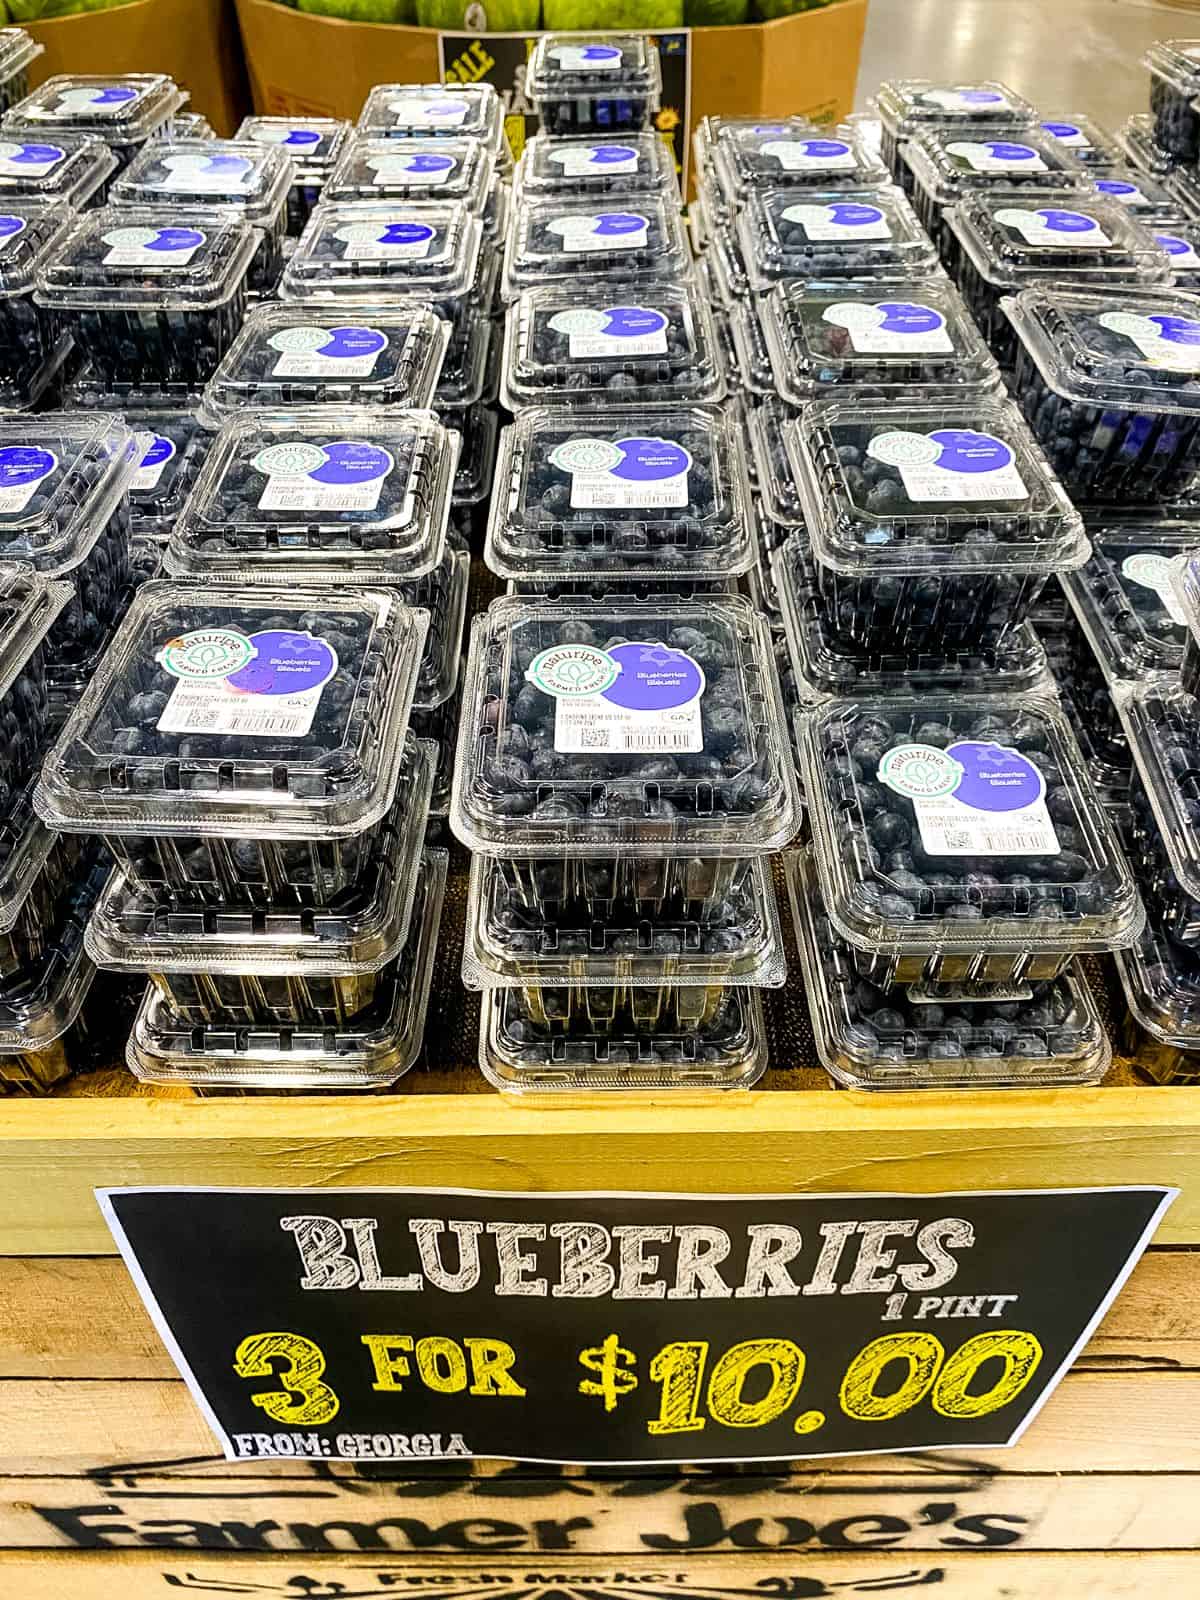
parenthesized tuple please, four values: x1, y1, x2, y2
(485, 406, 754, 585)
(1092, 169, 1183, 221)
(201, 303, 449, 418)
(87, 736, 433, 976)
(775, 538, 1054, 704)
(876, 80, 1037, 141)
(1113, 677, 1200, 902)
(452, 593, 800, 857)
(693, 114, 816, 183)
(737, 187, 938, 290)
(325, 136, 493, 211)
(516, 132, 679, 202)
(236, 116, 352, 176)
(36, 581, 429, 840)
(126, 847, 446, 1089)
(124, 407, 211, 533)
(0, 30, 40, 89)
(166, 408, 456, 584)
(401, 544, 468, 710)
(479, 982, 766, 1094)
(748, 394, 805, 526)
(788, 848, 1111, 1091)
(906, 126, 1089, 209)
(1145, 40, 1200, 97)
(713, 125, 890, 210)
(1151, 220, 1200, 282)
(502, 195, 689, 299)
(0, 562, 71, 718)
(501, 281, 724, 408)
(5, 74, 185, 145)
(799, 694, 1144, 963)
(35, 206, 260, 312)
(0, 198, 71, 300)
(0, 411, 136, 577)
(1040, 115, 1122, 169)
(0, 882, 102, 1057)
(1004, 282, 1200, 411)
(527, 35, 661, 104)
(728, 298, 773, 394)
(0, 134, 117, 209)
(790, 396, 1087, 578)
(111, 139, 291, 229)
(1115, 113, 1181, 177)
(357, 84, 504, 151)
(463, 849, 784, 990)
(1059, 519, 1191, 682)
(280, 200, 482, 305)
(763, 275, 1001, 404)
(944, 192, 1172, 290)
(1116, 881, 1200, 1052)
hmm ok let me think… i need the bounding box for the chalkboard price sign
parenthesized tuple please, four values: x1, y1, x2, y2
(98, 1185, 1175, 1466)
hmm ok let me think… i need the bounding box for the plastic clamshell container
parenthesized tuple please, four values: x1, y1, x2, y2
(799, 693, 1144, 986)
(502, 194, 688, 300)
(326, 137, 492, 216)
(692, 114, 815, 185)
(356, 83, 505, 152)
(5, 74, 184, 167)
(281, 200, 482, 307)
(762, 274, 1002, 405)
(484, 405, 754, 587)
(0, 31, 41, 118)
(1004, 283, 1200, 502)
(1151, 219, 1200, 286)
(165, 407, 456, 586)
(748, 394, 806, 526)
(124, 407, 211, 541)
(737, 186, 939, 291)
(236, 116, 352, 234)
(463, 841, 784, 991)
(1092, 169, 1183, 222)
(1035, 609, 1134, 794)
(201, 303, 449, 419)
(942, 191, 1172, 356)
(906, 126, 1089, 248)
(1116, 113, 1182, 178)
(0, 133, 116, 210)
(400, 544, 468, 710)
(728, 298, 773, 395)
(1115, 882, 1200, 1083)
(0, 893, 110, 1096)
(35, 579, 428, 847)
(1115, 676, 1200, 922)
(412, 684, 460, 819)
(788, 847, 1110, 1090)
(0, 778, 90, 983)
(526, 35, 661, 138)
(774, 538, 1054, 705)
(515, 132, 678, 203)
(126, 847, 446, 1090)
(445, 401, 498, 509)
(875, 79, 1037, 180)
(1040, 115, 1122, 170)
(34, 205, 259, 395)
(479, 981, 766, 1094)
(1061, 519, 1191, 684)
(1146, 40, 1200, 163)
(712, 125, 889, 212)
(0, 564, 70, 804)
(789, 396, 1089, 653)
(0, 198, 74, 408)
(502, 281, 724, 409)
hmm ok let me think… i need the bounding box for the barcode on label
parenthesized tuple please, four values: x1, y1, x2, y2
(227, 714, 307, 735)
(984, 832, 1053, 853)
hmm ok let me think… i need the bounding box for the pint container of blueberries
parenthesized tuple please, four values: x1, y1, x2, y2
(0, 889, 112, 1095)
(201, 303, 449, 418)
(484, 406, 754, 593)
(165, 407, 457, 587)
(123, 409, 211, 542)
(357, 83, 506, 154)
(236, 116, 352, 234)
(111, 139, 293, 294)
(526, 35, 661, 138)
(1091, 168, 1184, 223)
(788, 396, 1089, 655)
(1146, 41, 1200, 164)
(1115, 886, 1200, 1084)
(0, 199, 74, 410)
(0, 31, 41, 118)
(397, 544, 469, 710)
(710, 125, 889, 215)
(325, 135, 493, 213)
(87, 737, 435, 1027)
(787, 849, 1111, 1090)
(34, 206, 260, 401)
(0, 566, 70, 811)
(502, 281, 724, 409)
(281, 198, 483, 307)
(942, 192, 1171, 359)
(874, 79, 1038, 185)
(515, 132, 679, 205)
(451, 593, 800, 922)
(1040, 115, 1123, 171)
(502, 194, 689, 301)
(4, 74, 186, 169)
(35, 581, 429, 910)
(903, 126, 1089, 253)
(0, 779, 88, 985)
(1117, 113, 1182, 178)
(798, 693, 1144, 987)
(761, 275, 1002, 406)
(1003, 283, 1200, 502)
(0, 134, 117, 211)
(126, 847, 447, 1091)
(736, 186, 939, 291)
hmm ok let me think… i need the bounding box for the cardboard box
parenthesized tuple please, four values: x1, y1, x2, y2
(234, 0, 867, 191)
(22, 0, 250, 136)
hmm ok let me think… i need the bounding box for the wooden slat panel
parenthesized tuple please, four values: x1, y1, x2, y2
(1, 1086, 1198, 1254)
(0, 1547, 1195, 1598)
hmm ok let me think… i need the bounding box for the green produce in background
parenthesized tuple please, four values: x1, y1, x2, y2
(297, 0, 415, 20)
(753, 0, 830, 17)
(7, 0, 124, 17)
(416, 0, 540, 23)
(543, 0, 682, 26)
(685, 0, 750, 22)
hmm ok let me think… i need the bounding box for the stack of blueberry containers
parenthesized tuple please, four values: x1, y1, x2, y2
(235, 116, 354, 236)
(446, 34, 799, 1094)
